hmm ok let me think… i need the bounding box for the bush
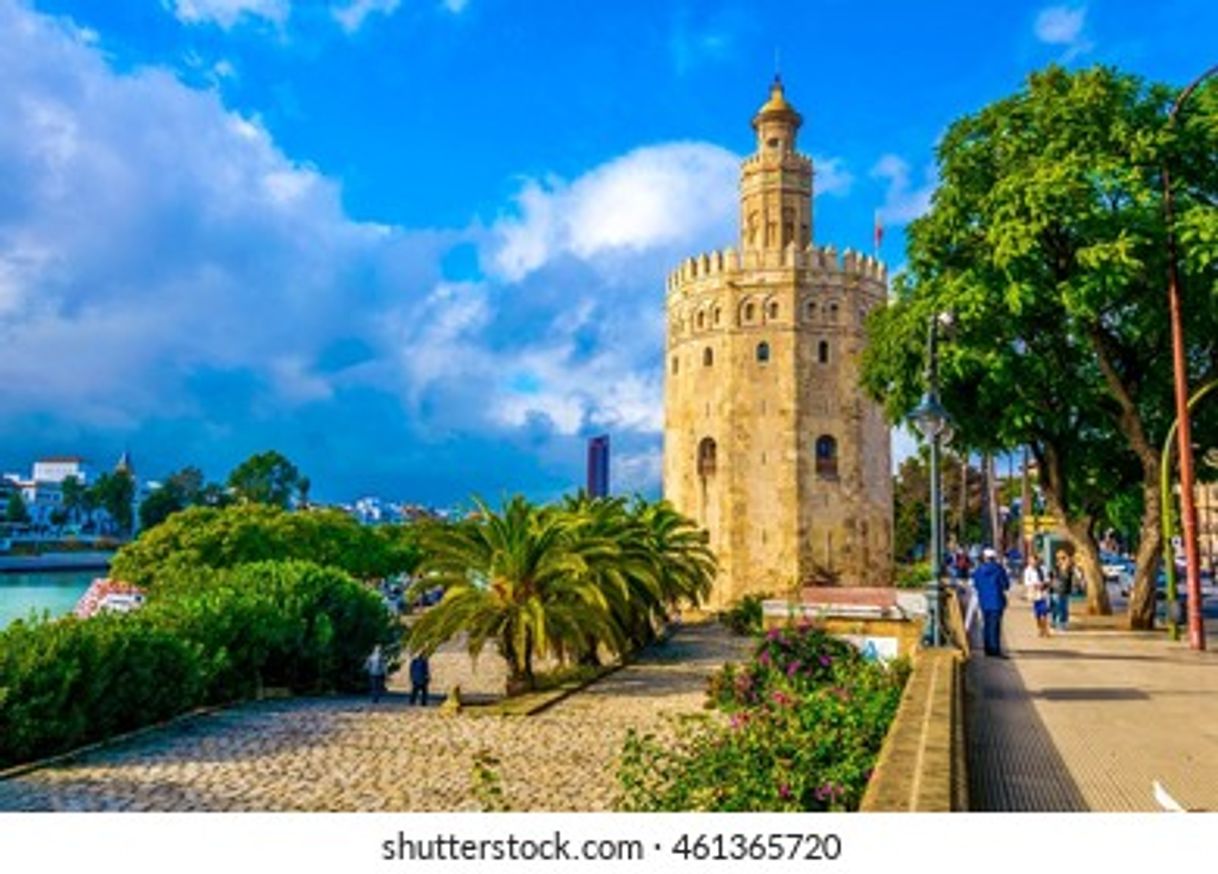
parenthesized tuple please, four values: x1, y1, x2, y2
(895, 561, 933, 590)
(617, 623, 908, 812)
(111, 504, 422, 589)
(720, 593, 769, 636)
(0, 613, 203, 768)
(144, 560, 399, 700)
(0, 560, 399, 768)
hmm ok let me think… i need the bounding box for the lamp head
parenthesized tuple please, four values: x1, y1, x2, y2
(910, 392, 950, 440)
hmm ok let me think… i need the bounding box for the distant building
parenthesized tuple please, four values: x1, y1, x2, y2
(33, 456, 91, 485)
(587, 435, 610, 498)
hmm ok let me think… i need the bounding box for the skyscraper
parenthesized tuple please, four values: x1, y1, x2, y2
(587, 435, 610, 498)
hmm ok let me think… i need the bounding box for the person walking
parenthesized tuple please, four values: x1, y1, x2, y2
(1024, 553, 1050, 637)
(365, 644, 387, 704)
(972, 547, 1011, 657)
(409, 652, 431, 706)
(1051, 548, 1076, 630)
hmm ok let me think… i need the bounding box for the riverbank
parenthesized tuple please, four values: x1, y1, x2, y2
(0, 552, 114, 573)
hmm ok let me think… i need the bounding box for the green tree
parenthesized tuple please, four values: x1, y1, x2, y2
(111, 503, 421, 588)
(407, 495, 621, 693)
(60, 475, 86, 526)
(227, 451, 304, 508)
(5, 490, 31, 524)
(87, 472, 134, 536)
(861, 66, 1218, 627)
(137, 466, 212, 531)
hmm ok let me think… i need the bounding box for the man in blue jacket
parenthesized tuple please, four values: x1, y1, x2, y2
(972, 547, 1011, 657)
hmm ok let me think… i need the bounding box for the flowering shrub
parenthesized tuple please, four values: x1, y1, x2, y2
(618, 623, 908, 811)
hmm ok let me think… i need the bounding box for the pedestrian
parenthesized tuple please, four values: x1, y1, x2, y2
(409, 652, 431, 706)
(365, 644, 386, 704)
(1051, 548, 1076, 630)
(972, 546, 1011, 657)
(1024, 553, 1050, 637)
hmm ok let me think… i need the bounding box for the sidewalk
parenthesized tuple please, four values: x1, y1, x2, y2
(967, 596, 1218, 811)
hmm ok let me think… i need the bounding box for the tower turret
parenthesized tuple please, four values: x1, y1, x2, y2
(740, 76, 814, 252)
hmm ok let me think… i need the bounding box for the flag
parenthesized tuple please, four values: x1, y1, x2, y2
(873, 209, 884, 255)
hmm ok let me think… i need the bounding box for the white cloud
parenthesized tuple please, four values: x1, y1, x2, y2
(871, 154, 936, 225)
(814, 156, 853, 197)
(1034, 5, 1093, 59)
(0, 1, 401, 424)
(440, 0, 469, 12)
(332, 0, 401, 33)
(487, 143, 740, 282)
(168, 0, 289, 29)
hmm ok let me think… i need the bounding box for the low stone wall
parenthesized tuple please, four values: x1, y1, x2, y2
(859, 647, 967, 812)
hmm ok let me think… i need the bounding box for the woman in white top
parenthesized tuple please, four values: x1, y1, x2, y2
(1024, 553, 1050, 637)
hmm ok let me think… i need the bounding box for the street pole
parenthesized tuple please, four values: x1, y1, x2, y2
(1162, 64, 1217, 651)
(1160, 378, 1218, 640)
(1022, 447, 1032, 563)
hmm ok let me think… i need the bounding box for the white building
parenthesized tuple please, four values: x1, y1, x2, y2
(32, 456, 92, 486)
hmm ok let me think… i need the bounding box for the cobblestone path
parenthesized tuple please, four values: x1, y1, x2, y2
(0, 623, 751, 812)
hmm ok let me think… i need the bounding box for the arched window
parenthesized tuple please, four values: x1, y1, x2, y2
(744, 302, 756, 322)
(696, 311, 705, 330)
(697, 437, 717, 477)
(815, 435, 838, 478)
(828, 302, 839, 322)
(768, 301, 779, 319)
(756, 341, 770, 363)
(818, 340, 830, 364)
(671, 356, 679, 375)
(805, 300, 816, 321)
(713, 307, 721, 325)
(703, 347, 713, 367)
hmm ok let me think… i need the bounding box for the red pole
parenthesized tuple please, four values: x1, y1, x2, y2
(1163, 64, 1217, 651)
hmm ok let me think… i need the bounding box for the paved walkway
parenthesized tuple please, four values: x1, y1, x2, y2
(967, 594, 1218, 811)
(0, 623, 750, 812)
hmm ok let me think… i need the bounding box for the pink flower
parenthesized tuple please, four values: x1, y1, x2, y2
(778, 783, 792, 800)
(818, 654, 832, 668)
(786, 660, 802, 678)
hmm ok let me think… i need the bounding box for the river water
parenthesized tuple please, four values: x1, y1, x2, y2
(0, 570, 98, 628)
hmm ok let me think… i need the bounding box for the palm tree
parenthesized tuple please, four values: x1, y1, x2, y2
(407, 495, 621, 693)
(628, 498, 716, 611)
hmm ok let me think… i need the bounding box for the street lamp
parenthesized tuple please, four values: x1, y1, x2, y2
(910, 314, 954, 647)
(1162, 63, 1217, 651)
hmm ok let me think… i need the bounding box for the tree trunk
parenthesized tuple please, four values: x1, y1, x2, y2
(1127, 475, 1163, 630)
(1064, 517, 1111, 615)
(1038, 444, 1112, 615)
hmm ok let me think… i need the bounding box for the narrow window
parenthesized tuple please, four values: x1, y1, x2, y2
(815, 435, 838, 478)
(818, 340, 830, 364)
(768, 301, 779, 319)
(703, 347, 713, 367)
(828, 303, 839, 322)
(671, 356, 679, 375)
(696, 311, 705, 330)
(756, 341, 770, 363)
(713, 307, 721, 325)
(697, 437, 717, 476)
(744, 302, 755, 322)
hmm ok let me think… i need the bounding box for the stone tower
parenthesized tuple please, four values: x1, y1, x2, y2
(663, 77, 892, 609)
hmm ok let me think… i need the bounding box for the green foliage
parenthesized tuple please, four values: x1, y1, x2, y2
(895, 562, 933, 590)
(861, 65, 1218, 624)
(0, 560, 398, 768)
(112, 503, 422, 588)
(408, 493, 715, 693)
(471, 750, 511, 812)
(617, 624, 908, 812)
(227, 450, 305, 508)
(143, 560, 397, 700)
(88, 471, 136, 535)
(138, 465, 219, 531)
(721, 593, 768, 636)
(0, 613, 203, 767)
(4, 489, 30, 524)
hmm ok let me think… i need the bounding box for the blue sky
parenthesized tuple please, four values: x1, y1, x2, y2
(1, 0, 1214, 504)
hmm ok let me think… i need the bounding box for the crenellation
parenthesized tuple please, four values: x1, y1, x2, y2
(665, 79, 892, 606)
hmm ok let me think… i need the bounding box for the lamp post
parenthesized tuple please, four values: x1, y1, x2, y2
(1162, 64, 1217, 651)
(911, 313, 954, 647)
